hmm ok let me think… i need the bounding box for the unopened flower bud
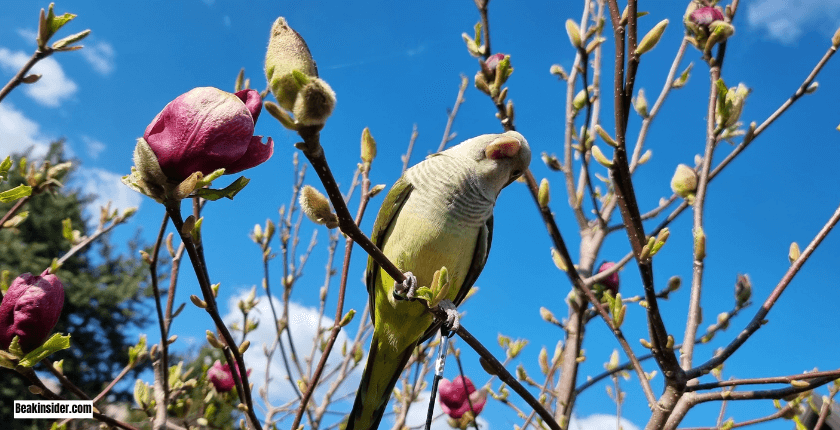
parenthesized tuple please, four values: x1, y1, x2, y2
(265, 17, 318, 111)
(360, 127, 377, 167)
(538, 178, 550, 208)
(207, 360, 251, 393)
(549, 64, 568, 80)
(636, 19, 669, 55)
(300, 185, 339, 228)
(292, 78, 336, 126)
(540, 307, 557, 324)
(671, 164, 697, 201)
(542, 153, 563, 171)
(735, 274, 752, 306)
(690, 7, 725, 26)
(634, 88, 649, 118)
(485, 53, 505, 73)
(0, 272, 65, 353)
(439, 376, 487, 419)
(716, 83, 749, 129)
(596, 262, 620, 295)
(566, 19, 582, 48)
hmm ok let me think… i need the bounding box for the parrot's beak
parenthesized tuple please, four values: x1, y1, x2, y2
(485, 136, 522, 160)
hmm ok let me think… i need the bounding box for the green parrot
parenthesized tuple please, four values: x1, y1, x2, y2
(346, 131, 531, 430)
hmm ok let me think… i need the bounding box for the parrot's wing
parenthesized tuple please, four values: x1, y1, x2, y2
(418, 214, 493, 343)
(365, 176, 414, 326)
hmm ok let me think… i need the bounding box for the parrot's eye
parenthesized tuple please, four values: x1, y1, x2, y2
(511, 169, 522, 178)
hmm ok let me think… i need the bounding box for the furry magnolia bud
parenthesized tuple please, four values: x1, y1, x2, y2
(636, 19, 669, 55)
(300, 185, 339, 228)
(292, 78, 336, 126)
(360, 127, 377, 167)
(671, 164, 698, 201)
(265, 17, 318, 111)
(265, 17, 335, 127)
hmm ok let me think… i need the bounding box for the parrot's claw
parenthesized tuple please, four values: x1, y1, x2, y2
(439, 299, 460, 333)
(393, 272, 418, 301)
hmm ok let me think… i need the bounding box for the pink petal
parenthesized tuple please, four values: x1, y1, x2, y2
(235, 89, 263, 124)
(223, 136, 274, 175)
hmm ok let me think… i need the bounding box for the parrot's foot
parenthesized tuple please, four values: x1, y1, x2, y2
(393, 272, 418, 301)
(438, 299, 460, 333)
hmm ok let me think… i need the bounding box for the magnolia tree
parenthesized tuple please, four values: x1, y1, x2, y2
(1, 1, 840, 430)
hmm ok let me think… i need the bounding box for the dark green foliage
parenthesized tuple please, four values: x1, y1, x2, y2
(0, 142, 152, 429)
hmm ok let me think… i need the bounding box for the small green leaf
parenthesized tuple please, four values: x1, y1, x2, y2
(0, 184, 33, 202)
(0, 156, 12, 180)
(47, 11, 77, 36)
(0, 349, 17, 369)
(194, 177, 250, 201)
(62, 218, 74, 241)
(128, 335, 148, 367)
(3, 211, 28, 228)
(18, 333, 71, 367)
(51, 29, 90, 50)
(195, 168, 226, 189)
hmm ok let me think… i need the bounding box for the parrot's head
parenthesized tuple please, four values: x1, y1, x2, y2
(443, 130, 531, 199)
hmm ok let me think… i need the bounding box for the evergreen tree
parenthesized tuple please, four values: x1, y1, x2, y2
(0, 142, 152, 429)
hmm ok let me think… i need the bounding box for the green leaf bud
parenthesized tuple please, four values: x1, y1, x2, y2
(636, 19, 669, 55)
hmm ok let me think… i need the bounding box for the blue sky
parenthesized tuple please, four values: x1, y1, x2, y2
(1, 1, 840, 429)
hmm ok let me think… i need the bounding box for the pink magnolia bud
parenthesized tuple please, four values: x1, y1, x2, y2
(0, 272, 65, 353)
(207, 359, 251, 393)
(690, 7, 724, 27)
(597, 262, 620, 295)
(439, 376, 487, 419)
(143, 87, 274, 182)
(485, 53, 505, 71)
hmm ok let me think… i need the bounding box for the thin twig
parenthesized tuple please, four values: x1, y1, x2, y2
(687, 369, 840, 392)
(629, 38, 689, 173)
(0, 49, 51, 104)
(289, 130, 374, 430)
(681, 60, 722, 372)
(402, 125, 419, 174)
(164, 203, 261, 429)
(149, 213, 171, 430)
(0, 196, 30, 233)
(687, 201, 840, 379)
(437, 75, 469, 152)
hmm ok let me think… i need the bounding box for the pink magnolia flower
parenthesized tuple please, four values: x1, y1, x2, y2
(439, 376, 487, 419)
(207, 359, 251, 393)
(597, 262, 620, 295)
(143, 87, 274, 182)
(690, 7, 724, 27)
(0, 272, 65, 354)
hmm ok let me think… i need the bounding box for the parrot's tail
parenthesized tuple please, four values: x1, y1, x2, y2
(346, 335, 415, 430)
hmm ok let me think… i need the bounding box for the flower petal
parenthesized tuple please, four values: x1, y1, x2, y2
(235, 89, 263, 124)
(223, 136, 274, 175)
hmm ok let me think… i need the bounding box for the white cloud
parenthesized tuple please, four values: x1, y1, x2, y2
(80, 41, 116, 75)
(72, 167, 143, 225)
(222, 292, 361, 409)
(81, 135, 106, 159)
(16, 28, 37, 43)
(570, 414, 641, 430)
(0, 102, 51, 159)
(0, 47, 77, 107)
(747, 0, 840, 44)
